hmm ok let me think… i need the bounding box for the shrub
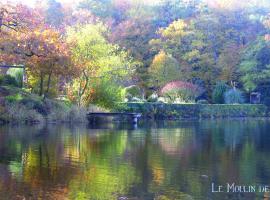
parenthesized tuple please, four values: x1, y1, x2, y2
(46, 106, 69, 122)
(212, 81, 230, 104)
(224, 89, 245, 104)
(5, 102, 44, 123)
(124, 85, 141, 98)
(87, 79, 124, 110)
(67, 105, 88, 122)
(160, 81, 203, 103)
(2, 75, 19, 87)
(20, 98, 47, 115)
(47, 104, 95, 123)
(5, 94, 23, 103)
(7, 68, 24, 88)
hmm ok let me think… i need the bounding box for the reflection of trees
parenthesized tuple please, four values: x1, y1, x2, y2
(1, 120, 270, 200)
(0, 125, 137, 200)
(128, 120, 270, 200)
(66, 129, 137, 200)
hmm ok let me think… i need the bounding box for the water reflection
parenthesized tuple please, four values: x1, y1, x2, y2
(0, 120, 270, 199)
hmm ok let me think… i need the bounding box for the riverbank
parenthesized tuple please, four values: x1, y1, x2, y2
(0, 86, 89, 124)
(119, 103, 269, 119)
(1, 86, 269, 124)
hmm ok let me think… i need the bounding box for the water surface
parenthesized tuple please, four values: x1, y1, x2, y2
(0, 120, 270, 200)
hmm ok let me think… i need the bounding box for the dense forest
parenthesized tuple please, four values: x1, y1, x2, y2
(1, 0, 270, 109)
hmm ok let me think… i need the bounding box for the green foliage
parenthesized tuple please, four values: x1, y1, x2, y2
(66, 23, 137, 107)
(224, 89, 245, 104)
(87, 79, 124, 110)
(5, 94, 23, 103)
(150, 11, 261, 97)
(6, 68, 23, 88)
(148, 51, 181, 88)
(0, 75, 19, 87)
(124, 85, 141, 98)
(79, 0, 113, 19)
(0, 75, 3, 85)
(120, 103, 267, 119)
(212, 81, 230, 104)
(1, 0, 270, 108)
(239, 37, 270, 92)
(67, 23, 135, 78)
(20, 98, 47, 115)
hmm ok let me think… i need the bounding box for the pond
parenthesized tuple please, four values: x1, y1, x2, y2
(0, 120, 270, 200)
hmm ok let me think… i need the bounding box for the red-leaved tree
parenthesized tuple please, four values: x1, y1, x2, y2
(160, 81, 203, 103)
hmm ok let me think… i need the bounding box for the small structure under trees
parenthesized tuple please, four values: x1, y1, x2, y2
(250, 92, 261, 104)
(0, 65, 26, 87)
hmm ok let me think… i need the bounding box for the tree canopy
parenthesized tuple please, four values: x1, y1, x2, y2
(1, 0, 270, 106)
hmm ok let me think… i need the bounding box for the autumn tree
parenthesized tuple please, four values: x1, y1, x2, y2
(0, 3, 73, 97)
(148, 51, 181, 89)
(150, 9, 263, 98)
(66, 23, 137, 107)
(45, 0, 64, 28)
(22, 29, 73, 97)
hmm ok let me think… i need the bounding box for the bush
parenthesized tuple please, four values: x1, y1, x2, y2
(20, 98, 47, 115)
(67, 105, 88, 122)
(46, 106, 69, 122)
(5, 102, 44, 123)
(47, 104, 95, 123)
(5, 94, 23, 103)
(87, 79, 124, 110)
(1, 75, 19, 87)
(7, 68, 24, 88)
(212, 81, 230, 104)
(224, 89, 245, 104)
(197, 99, 208, 104)
(160, 81, 203, 103)
(120, 103, 267, 119)
(124, 85, 142, 98)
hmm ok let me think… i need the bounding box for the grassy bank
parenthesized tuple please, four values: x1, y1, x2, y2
(119, 103, 268, 119)
(0, 86, 90, 124)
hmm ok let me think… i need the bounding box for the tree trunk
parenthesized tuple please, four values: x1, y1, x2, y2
(45, 70, 53, 98)
(78, 70, 89, 107)
(39, 73, 44, 96)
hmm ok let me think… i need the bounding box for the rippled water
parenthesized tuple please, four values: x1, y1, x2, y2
(0, 120, 270, 200)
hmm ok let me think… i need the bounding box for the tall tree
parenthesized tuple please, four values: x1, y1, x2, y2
(66, 23, 137, 106)
(45, 0, 64, 28)
(239, 37, 270, 98)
